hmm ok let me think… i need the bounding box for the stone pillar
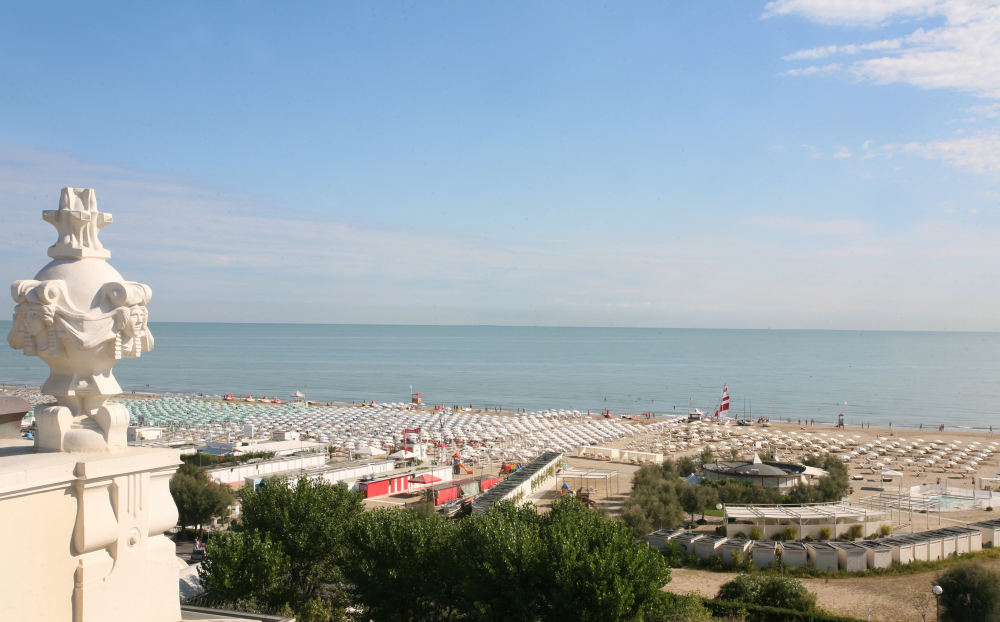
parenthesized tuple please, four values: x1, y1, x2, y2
(2, 188, 181, 622)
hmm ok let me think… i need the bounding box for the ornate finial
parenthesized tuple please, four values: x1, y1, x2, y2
(7, 188, 152, 453)
(42, 187, 113, 259)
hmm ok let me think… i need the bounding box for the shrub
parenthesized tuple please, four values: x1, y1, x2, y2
(749, 527, 763, 541)
(653, 592, 713, 622)
(734, 531, 747, 539)
(716, 573, 817, 612)
(716, 526, 727, 536)
(936, 562, 1000, 622)
(411, 502, 437, 520)
(729, 548, 746, 569)
(784, 527, 798, 541)
(804, 535, 814, 542)
(879, 524, 893, 536)
(819, 527, 832, 540)
(771, 533, 785, 542)
(696, 518, 708, 525)
(988, 506, 994, 512)
(847, 525, 864, 540)
(705, 599, 865, 622)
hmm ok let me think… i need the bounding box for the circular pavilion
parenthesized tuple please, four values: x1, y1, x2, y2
(702, 453, 825, 489)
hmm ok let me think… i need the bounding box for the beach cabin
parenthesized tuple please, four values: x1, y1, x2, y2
(883, 539, 916, 564)
(830, 542, 867, 571)
(923, 533, 944, 561)
(936, 526, 981, 554)
(752, 540, 778, 568)
(430, 482, 460, 506)
(647, 529, 684, 550)
(478, 475, 500, 492)
(721, 539, 752, 566)
(856, 541, 893, 569)
(694, 535, 728, 559)
(673, 532, 704, 556)
(780, 541, 808, 568)
(356, 473, 416, 498)
(804, 542, 839, 571)
(971, 518, 1000, 548)
(881, 537, 915, 565)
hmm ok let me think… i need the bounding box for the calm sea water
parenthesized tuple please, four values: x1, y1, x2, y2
(1, 322, 997, 429)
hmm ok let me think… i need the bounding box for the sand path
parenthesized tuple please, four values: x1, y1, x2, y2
(666, 559, 1000, 622)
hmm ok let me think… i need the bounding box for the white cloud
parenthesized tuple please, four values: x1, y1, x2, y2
(782, 40, 902, 61)
(784, 63, 842, 76)
(861, 132, 1000, 174)
(834, 146, 853, 158)
(764, 0, 950, 27)
(897, 131, 1000, 174)
(770, 0, 1000, 99)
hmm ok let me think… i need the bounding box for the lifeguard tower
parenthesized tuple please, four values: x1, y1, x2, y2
(411, 393, 422, 404)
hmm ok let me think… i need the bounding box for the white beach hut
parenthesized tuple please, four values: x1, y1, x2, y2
(721, 539, 752, 566)
(780, 541, 808, 568)
(645, 528, 684, 550)
(694, 535, 728, 559)
(673, 532, 704, 556)
(830, 542, 867, 571)
(971, 518, 1000, 548)
(856, 541, 893, 569)
(804, 542, 839, 571)
(752, 540, 778, 568)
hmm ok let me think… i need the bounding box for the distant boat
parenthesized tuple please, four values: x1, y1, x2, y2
(687, 408, 706, 422)
(245, 395, 256, 403)
(223, 394, 234, 402)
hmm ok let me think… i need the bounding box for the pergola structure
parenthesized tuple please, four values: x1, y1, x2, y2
(724, 502, 889, 540)
(557, 468, 621, 498)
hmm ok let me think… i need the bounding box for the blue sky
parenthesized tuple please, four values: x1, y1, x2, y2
(2, 1, 998, 329)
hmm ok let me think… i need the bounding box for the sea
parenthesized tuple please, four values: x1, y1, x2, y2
(1, 322, 998, 430)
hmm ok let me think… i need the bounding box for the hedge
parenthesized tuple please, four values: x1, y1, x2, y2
(704, 598, 865, 622)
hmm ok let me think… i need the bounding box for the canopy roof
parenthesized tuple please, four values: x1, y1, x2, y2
(724, 502, 887, 522)
(557, 468, 620, 481)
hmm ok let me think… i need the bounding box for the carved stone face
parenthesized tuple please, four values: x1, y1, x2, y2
(23, 307, 44, 337)
(124, 306, 145, 338)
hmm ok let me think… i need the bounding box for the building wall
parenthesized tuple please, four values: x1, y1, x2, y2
(207, 454, 328, 485)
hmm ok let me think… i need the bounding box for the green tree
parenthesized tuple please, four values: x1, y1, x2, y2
(698, 447, 715, 466)
(677, 456, 697, 477)
(539, 497, 671, 622)
(200, 477, 363, 618)
(937, 562, 1000, 622)
(344, 506, 460, 622)
(784, 481, 824, 504)
(170, 462, 234, 533)
(716, 573, 817, 612)
(199, 531, 292, 605)
(621, 464, 687, 537)
(453, 501, 545, 622)
(816, 455, 852, 501)
(679, 484, 703, 523)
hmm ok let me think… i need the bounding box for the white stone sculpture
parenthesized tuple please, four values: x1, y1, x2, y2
(8, 187, 154, 452)
(1, 188, 180, 622)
